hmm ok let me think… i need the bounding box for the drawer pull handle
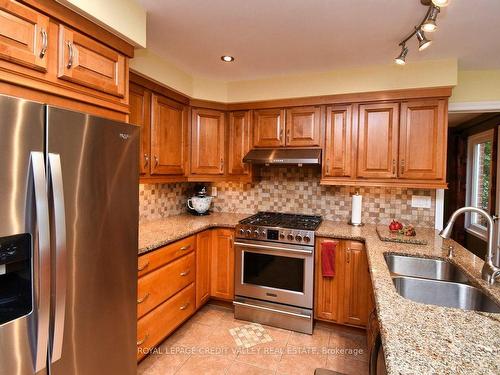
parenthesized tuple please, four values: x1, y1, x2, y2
(137, 293, 150, 304)
(137, 333, 149, 346)
(180, 269, 190, 277)
(180, 303, 190, 310)
(40, 28, 48, 58)
(180, 245, 191, 251)
(138, 261, 149, 272)
(66, 41, 74, 69)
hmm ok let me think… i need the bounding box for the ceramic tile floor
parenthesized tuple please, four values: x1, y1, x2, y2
(138, 304, 369, 375)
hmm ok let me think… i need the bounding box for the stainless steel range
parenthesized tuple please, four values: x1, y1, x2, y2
(234, 212, 322, 334)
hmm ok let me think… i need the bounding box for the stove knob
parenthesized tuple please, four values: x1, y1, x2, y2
(253, 230, 259, 238)
(239, 229, 245, 236)
(287, 233, 294, 241)
(303, 235, 311, 243)
(279, 233, 285, 240)
(246, 229, 252, 236)
(295, 234, 303, 242)
(260, 231, 266, 238)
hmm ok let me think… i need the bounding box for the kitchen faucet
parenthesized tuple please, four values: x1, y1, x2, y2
(439, 206, 500, 285)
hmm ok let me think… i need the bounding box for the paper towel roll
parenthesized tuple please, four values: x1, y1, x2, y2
(351, 193, 362, 224)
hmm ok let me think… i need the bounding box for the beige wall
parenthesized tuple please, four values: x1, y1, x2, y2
(56, 0, 146, 47)
(450, 70, 500, 103)
(226, 59, 457, 103)
(131, 50, 458, 103)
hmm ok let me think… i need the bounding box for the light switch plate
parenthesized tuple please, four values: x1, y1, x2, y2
(0, 264, 5, 275)
(211, 186, 218, 197)
(411, 195, 432, 209)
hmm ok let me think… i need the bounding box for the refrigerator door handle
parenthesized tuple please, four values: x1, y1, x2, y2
(30, 151, 51, 372)
(48, 153, 67, 363)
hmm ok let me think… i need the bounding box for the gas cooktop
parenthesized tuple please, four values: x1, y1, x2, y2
(236, 212, 322, 245)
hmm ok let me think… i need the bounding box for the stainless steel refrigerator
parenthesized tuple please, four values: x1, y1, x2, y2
(0, 95, 139, 375)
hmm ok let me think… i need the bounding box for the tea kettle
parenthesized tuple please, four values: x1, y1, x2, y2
(187, 185, 213, 216)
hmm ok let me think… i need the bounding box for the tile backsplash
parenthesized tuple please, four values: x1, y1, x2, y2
(139, 167, 436, 228)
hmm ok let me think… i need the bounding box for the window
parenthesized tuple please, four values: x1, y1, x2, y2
(466, 129, 494, 238)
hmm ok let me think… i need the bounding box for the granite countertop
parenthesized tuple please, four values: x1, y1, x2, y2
(139, 213, 500, 374)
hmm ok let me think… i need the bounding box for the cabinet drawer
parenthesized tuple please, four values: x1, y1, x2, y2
(138, 252, 195, 318)
(58, 25, 126, 97)
(137, 283, 195, 361)
(138, 235, 196, 276)
(0, 0, 49, 71)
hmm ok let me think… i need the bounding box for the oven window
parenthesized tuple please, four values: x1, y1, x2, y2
(243, 252, 304, 292)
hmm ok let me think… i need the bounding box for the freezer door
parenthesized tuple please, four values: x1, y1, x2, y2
(46, 107, 139, 375)
(0, 95, 49, 375)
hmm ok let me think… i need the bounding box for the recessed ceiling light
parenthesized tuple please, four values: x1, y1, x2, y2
(221, 55, 235, 62)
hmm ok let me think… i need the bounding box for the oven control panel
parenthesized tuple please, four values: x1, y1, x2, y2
(235, 225, 315, 245)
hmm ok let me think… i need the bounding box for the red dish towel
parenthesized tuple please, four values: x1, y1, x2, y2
(321, 241, 336, 277)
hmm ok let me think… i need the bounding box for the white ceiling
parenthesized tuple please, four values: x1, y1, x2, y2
(138, 0, 500, 81)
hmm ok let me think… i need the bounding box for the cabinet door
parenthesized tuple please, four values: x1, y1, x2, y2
(150, 94, 187, 175)
(210, 229, 234, 300)
(357, 103, 399, 178)
(399, 99, 446, 180)
(58, 25, 126, 97)
(252, 108, 285, 148)
(191, 108, 225, 175)
(342, 241, 370, 327)
(129, 83, 151, 175)
(228, 111, 251, 176)
(314, 238, 343, 322)
(196, 230, 212, 309)
(0, 0, 49, 71)
(324, 105, 353, 177)
(286, 106, 321, 147)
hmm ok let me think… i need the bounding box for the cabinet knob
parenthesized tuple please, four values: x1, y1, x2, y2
(346, 248, 351, 263)
(137, 292, 150, 304)
(220, 158, 224, 172)
(143, 154, 149, 168)
(180, 302, 190, 310)
(400, 159, 405, 175)
(138, 261, 149, 272)
(154, 155, 159, 167)
(180, 269, 191, 277)
(392, 159, 396, 175)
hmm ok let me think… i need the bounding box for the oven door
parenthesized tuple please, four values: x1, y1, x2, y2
(234, 239, 314, 309)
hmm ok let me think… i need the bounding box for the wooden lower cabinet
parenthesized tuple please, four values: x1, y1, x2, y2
(210, 229, 234, 301)
(314, 238, 372, 328)
(137, 283, 195, 361)
(137, 252, 195, 319)
(196, 230, 212, 308)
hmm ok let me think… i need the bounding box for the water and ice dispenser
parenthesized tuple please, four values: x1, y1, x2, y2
(0, 234, 32, 325)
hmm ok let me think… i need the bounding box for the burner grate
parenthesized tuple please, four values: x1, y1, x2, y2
(239, 211, 322, 231)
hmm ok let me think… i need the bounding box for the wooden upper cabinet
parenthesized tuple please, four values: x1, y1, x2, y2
(191, 108, 225, 175)
(129, 83, 151, 175)
(286, 106, 322, 147)
(357, 103, 399, 179)
(0, 0, 49, 71)
(57, 25, 126, 97)
(210, 229, 234, 300)
(150, 94, 188, 176)
(399, 99, 447, 180)
(315, 238, 342, 322)
(252, 108, 285, 148)
(324, 105, 353, 177)
(228, 111, 251, 176)
(342, 241, 370, 327)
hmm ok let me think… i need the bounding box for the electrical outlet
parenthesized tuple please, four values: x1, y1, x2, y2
(211, 186, 218, 197)
(411, 195, 432, 209)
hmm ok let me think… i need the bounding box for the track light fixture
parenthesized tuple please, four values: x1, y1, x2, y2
(394, 0, 449, 64)
(422, 5, 440, 32)
(394, 45, 408, 65)
(416, 28, 432, 51)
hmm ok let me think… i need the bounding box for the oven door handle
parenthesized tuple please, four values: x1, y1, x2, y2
(234, 241, 313, 255)
(233, 301, 312, 320)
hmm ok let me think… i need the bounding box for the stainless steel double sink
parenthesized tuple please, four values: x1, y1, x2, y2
(384, 254, 500, 313)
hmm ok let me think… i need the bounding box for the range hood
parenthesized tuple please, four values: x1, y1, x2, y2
(243, 148, 321, 165)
